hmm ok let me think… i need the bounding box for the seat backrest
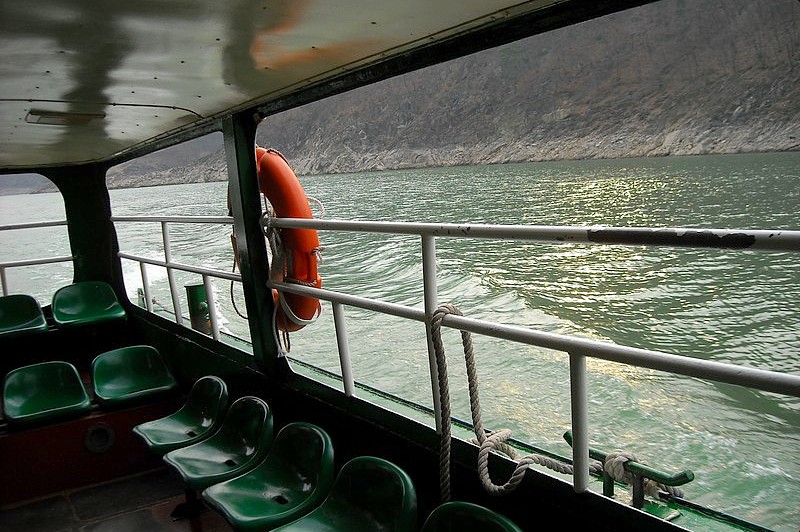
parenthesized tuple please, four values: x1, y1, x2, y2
(51, 280, 126, 327)
(0, 294, 48, 338)
(180, 375, 229, 431)
(2, 361, 92, 424)
(265, 422, 335, 493)
(204, 395, 273, 459)
(91, 345, 177, 405)
(325, 456, 417, 531)
(420, 501, 523, 532)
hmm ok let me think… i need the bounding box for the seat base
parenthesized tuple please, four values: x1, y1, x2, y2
(170, 489, 208, 521)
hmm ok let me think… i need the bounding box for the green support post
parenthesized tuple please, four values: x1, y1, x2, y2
(186, 283, 211, 334)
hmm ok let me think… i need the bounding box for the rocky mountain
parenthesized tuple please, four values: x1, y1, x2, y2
(263, 0, 800, 175)
(5, 0, 799, 194)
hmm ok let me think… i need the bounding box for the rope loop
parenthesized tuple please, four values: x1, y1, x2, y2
(432, 304, 682, 505)
(431, 304, 578, 501)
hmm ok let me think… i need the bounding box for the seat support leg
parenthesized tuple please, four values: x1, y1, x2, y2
(170, 487, 207, 520)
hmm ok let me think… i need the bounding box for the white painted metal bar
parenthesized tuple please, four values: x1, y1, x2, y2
(270, 281, 424, 322)
(269, 280, 800, 399)
(0, 220, 68, 231)
(0, 255, 73, 296)
(569, 352, 590, 493)
(118, 252, 242, 282)
(161, 221, 183, 326)
(0, 255, 73, 268)
(112, 215, 233, 224)
(139, 262, 153, 312)
(0, 221, 69, 295)
(203, 274, 221, 341)
(422, 235, 444, 433)
(268, 218, 800, 252)
(332, 302, 356, 397)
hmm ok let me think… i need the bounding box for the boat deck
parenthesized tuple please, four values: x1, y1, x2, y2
(0, 468, 233, 532)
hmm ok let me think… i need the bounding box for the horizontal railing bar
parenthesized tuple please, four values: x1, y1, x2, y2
(267, 218, 800, 252)
(0, 255, 73, 268)
(269, 281, 800, 399)
(118, 252, 241, 282)
(0, 220, 67, 231)
(269, 281, 425, 322)
(112, 215, 234, 224)
(441, 313, 800, 399)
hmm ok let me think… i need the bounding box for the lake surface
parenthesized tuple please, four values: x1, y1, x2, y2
(1, 152, 798, 531)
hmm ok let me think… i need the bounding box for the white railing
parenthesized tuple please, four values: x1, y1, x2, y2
(0, 220, 71, 296)
(113, 214, 800, 494)
(266, 217, 800, 494)
(112, 215, 237, 340)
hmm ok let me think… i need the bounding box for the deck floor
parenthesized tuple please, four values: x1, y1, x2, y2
(0, 468, 233, 532)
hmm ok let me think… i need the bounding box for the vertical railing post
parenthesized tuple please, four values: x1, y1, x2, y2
(161, 220, 183, 326)
(569, 351, 590, 493)
(0, 266, 7, 296)
(203, 274, 220, 341)
(140, 262, 153, 312)
(333, 302, 356, 397)
(422, 234, 443, 433)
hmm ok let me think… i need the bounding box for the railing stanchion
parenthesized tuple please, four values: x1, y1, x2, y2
(1, 266, 7, 296)
(569, 351, 590, 493)
(161, 221, 183, 326)
(140, 262, 153, 312)
(422, 235, 443, 434)
(333, 302, 355, 397)
(203, 274, 220, 341)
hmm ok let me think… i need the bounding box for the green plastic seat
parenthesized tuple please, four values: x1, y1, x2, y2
(91, 345, 178, 406)
(2, 361, 92, 425)
(51, 280, 126, 327)
(421, 501, 523, 532)
(132, 375, 229, 455)
(202, 422, 335, 532)
(271, 456, 417, 532)
(163, 396, 274, 492)
(0, 294, 48, 339)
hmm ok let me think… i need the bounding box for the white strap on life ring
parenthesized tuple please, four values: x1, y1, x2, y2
(277, 290, 321, 326)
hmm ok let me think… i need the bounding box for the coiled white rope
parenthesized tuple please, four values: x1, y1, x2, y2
(431, 304, 684, 504)
(431, 304, 577, 501)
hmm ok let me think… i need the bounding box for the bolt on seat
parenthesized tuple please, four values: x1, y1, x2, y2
(51, 280, 126, 328)
(271, 456, 417, 532)
(133, 375, 229, 456)
(2, 361, 91, 425)
(421, 501, 523, 532)
(0, 294, 48, 339)
(163, 396, 274, 492)
(92, 345, 178, 407)
(202, 422, 335, 532)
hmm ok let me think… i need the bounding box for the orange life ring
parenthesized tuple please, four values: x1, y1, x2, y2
(256, 147, 322, 332)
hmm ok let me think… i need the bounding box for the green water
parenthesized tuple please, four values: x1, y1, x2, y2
(289, 152, 800, 532)
(1, 152, 798, 530)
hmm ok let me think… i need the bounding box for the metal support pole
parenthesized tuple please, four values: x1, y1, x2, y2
(203, 274, 221, 341)
(223, 113, 277, 363)
(569, 351, 590, 493)
(333, 302, 355, 397)
(161, 221, 183, 326)
(140, 262, 152, 312)
(1, 267, 7, 296)
(422, 234, 443, 433)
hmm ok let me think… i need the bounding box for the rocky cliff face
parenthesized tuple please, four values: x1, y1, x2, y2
(58, 0, 800, 191)
(258, 0, 799, 176)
